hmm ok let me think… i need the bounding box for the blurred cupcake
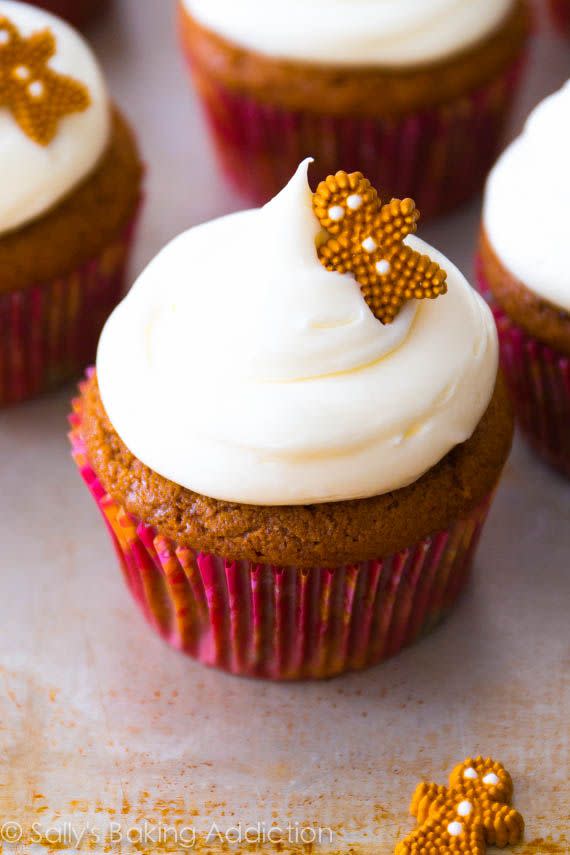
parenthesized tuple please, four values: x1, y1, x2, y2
(0, 1, 143, 406)
(479, 82, 570, 477)
(179, 0, 531, 216)
(71, 161, 512, 680)
(550, 0, 570, 36)
(29, 0, 108, 29)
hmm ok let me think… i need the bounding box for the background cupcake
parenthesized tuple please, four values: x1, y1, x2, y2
(478, 81, 570, 477)
(179, 0, 531, 217)
(29, 0, 108, 29)
(71, 161, 512, 680)
(0, 1, 143, 406)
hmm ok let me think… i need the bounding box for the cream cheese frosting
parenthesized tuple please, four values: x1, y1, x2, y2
(484, 80, 570, 313)
(97, 160, 498, 506)
(0, 1, 110, 236)
(181, 0, 515, 67)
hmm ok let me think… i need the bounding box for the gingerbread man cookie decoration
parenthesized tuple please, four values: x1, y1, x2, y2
(395, 757, 524, 855)
(312, 171, 447, 324)
(0, 15, 91, 146)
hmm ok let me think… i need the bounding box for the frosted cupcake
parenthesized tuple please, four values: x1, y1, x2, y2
(479, 82, 570, 478)
(0, 1, 143, 406)
(29, 0, 108, 28)
(179, 0, 531, 216)
(71, 161, 512, 680)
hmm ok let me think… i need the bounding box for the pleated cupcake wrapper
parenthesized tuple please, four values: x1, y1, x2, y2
(477, 263, 570, 479)
(182, 44, 526, 217)
(70, 373, 493, 680)
(0, 212, 140, 407)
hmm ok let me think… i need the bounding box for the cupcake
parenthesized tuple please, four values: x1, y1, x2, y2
(70, 160, 512, 680)
(0, 1, 143, 406)
(550, 0, 570, 36)
(179, 0, 531, 216)
(29, 0, 108, 29)
(478, 82, 570, 478)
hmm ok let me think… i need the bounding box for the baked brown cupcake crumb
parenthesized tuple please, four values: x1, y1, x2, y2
(479, 228, 570, 357)
(80, 373, 513, 568)
(0, 108, 143, 294)
(181, 1, 531, 117)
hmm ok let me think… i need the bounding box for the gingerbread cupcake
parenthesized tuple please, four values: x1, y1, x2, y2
(71, 160, 512, 680)
(0, 1, 143, 406)
(179, 0, 531, 216)
(29, 0, 108, 29)
(479, 81, 570, 478)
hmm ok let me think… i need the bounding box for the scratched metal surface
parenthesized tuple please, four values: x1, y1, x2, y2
(0, 2, 568, 853)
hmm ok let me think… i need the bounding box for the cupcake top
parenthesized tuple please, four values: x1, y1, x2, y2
(97, 160, 498, 506)
(484, 81, 570, 314)
(181, 0, 515, 67)
(0, 0, 110, 236)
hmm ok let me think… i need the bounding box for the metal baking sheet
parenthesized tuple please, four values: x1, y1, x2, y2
(1, 2, 568, 853)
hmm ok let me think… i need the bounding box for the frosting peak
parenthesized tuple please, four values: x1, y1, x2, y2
(98, 161, 498, 506)
(182, 0, 514, 67)
(484, 81, 570, 313)
(0, 1, 110, 236)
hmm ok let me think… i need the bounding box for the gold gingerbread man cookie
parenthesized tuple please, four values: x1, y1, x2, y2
(396, 757, 524, 855)
(0, 15, 91, 146)
(312, 171, 447, 325)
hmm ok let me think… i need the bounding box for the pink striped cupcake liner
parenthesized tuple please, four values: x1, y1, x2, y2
(0, 212, 140, 407)
(550, 0, 570, 35)
(70, 373, 494, 680)
(182, 51, 527, 217)
(477, 264, 570, 478)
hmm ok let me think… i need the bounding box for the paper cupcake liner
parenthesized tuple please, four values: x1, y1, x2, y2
(0, 212, 140, 408)
(477, 264, 570, 479)
(70, 375, 493, 680)
(182, 46, 526, 217)
(550, 0, 570, 35)
(30, 0, 109, 28)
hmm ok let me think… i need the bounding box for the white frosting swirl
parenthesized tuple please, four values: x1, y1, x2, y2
(97, 161, 498, 506)
(484, 81, 570, 313)
(0, 1, 110, 236)
(182, 0, 514, 66)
